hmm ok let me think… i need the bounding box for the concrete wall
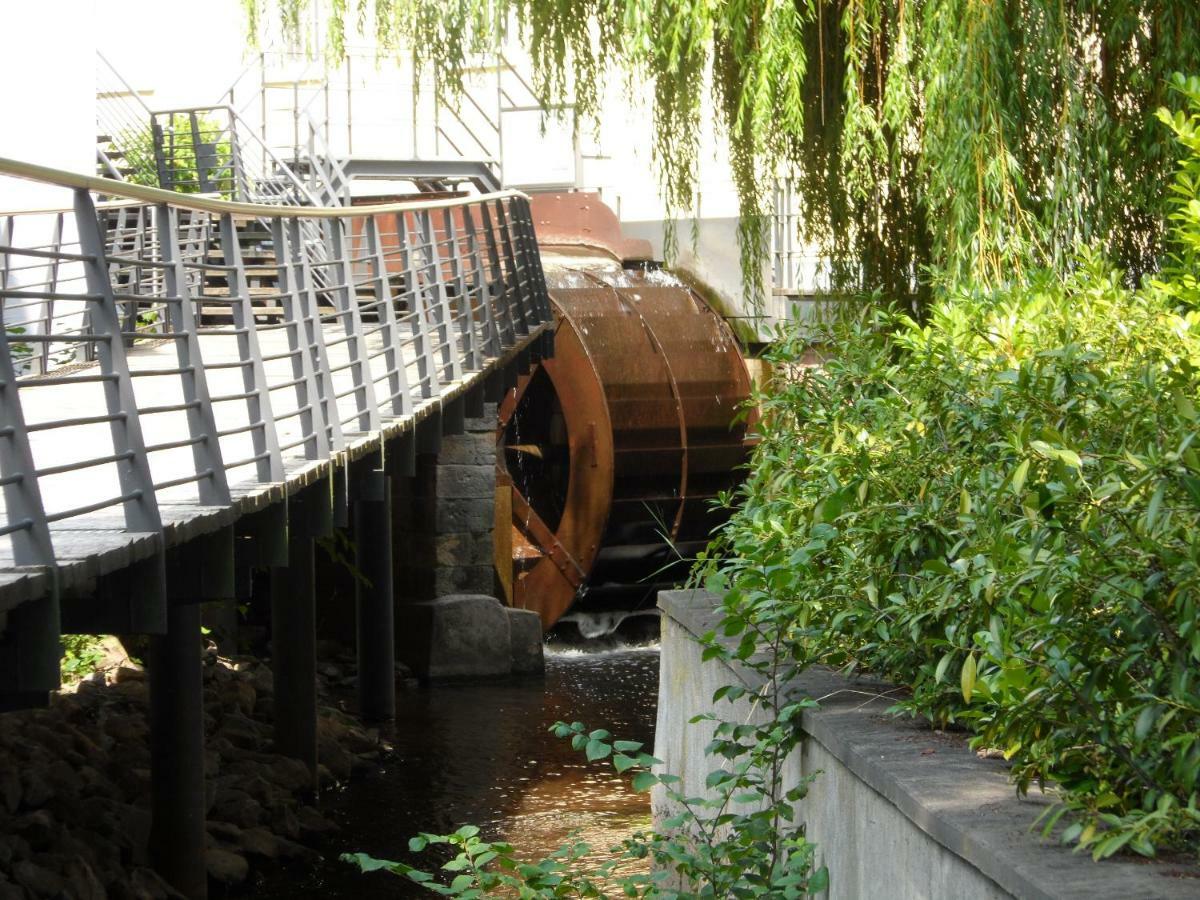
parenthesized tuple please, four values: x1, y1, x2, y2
(655, 590, 1200, 900)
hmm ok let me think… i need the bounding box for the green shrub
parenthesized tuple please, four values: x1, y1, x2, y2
(705, 84, 1200, 859)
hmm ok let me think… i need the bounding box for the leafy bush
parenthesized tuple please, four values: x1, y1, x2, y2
(705, 84, 1200, 859)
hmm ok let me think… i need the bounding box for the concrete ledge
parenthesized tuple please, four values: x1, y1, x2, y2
(657, 589, 1200, 900)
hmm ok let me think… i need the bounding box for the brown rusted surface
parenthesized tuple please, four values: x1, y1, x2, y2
(498, 219, 753, 629)
(529, 191, 654, 263)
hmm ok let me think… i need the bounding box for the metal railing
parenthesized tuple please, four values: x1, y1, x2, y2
(0, 157, 550, 569)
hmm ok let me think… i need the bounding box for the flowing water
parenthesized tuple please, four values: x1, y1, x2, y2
(255, 644, 660, 897)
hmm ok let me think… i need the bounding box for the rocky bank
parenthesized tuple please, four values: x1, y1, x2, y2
(0, 641, 388, 899)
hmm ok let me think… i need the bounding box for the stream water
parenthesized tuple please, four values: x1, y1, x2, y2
(254, 644, 660, 897)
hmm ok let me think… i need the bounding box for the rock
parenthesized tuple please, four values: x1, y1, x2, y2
(206, 820, 243, 843)
(0, 766, 20, 813)
(0, 879, 23, 900)
(296, 805, 337, 835)
(270, 803, 300, 839)
(316, 732, 354, 781)
(63, 857, 106, 900)
(209, 788, 263, 829)
(13, 809, 58, 850)
(204, 848, 248, 885)
(396, 594, 514, 679)
(238, 826, 279, 859)
(20, 770, 53, 809)
(262, 757, 312, 793)
(11, 860, 65, 897)
(102, 713, 147, 744)
(113, 665, 144, 684)
(273, 836, 318, 861)
(507, 607, 545, 675)
(128, 867, 182, 899)
(216, 713, 269, 750)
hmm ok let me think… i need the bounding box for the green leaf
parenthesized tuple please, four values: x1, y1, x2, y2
(613, 753, 638, 773)
(586, 739, 612, 761)
(961, 653, 977, 704)
(631, 771, 658, 792)
(1011, 458, 1030, 494)
(1030, 440, 1082, 469)
(613, 740, 643, 752)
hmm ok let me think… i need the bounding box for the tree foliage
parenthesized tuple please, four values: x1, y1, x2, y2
(698, 86, 1200, 856)
(246, 0, 1199, 305)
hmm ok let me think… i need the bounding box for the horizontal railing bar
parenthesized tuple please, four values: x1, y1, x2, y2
(45, 490, 141, 522)
(0, 156, 527, 218)
(14, 334, 108, 343)
(145, 435, 206, 453)
(0, 245, 95, 262)
(37, 450, 135, 477)
(20, 373, 119, 386)
(139, 400, 201, 415)
(223, 450, 270, 469)
(0, 290, 101, 302)
(0, 519, 32, 537)
(26, 412, 125, 431)
(154, 469, 214, 491)
(216, 420, 264, 438)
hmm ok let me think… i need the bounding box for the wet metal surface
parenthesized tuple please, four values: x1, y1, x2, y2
(253, 646, 659, 897)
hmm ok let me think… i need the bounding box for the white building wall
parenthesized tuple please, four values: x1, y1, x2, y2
(0, 1, 97, 329)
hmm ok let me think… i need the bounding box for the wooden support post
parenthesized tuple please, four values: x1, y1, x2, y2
(353, 455, 395, 722)
(150, 528, 235, 900)
(271, 487, 328, 791)
(148, 600, 206, 900)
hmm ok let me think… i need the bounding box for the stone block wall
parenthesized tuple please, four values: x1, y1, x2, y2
(393, 405, 498, 602)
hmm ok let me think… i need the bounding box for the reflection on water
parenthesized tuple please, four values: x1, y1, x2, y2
(256, 645, 659, 897)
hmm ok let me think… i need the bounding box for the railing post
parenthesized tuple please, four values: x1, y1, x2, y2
(513, 196, 552, 324)
(487, 196, 530, 338)
(0, 324, 59, 704)
(327, 216, 380, 433)
(0, 329, 54, 568)
(416, 209, 463, 389)
(157, 204, 231, 506)
(219, 212, 284, 481)
(0, 215, 11, 292)
(364, 216, 413, 417)
(460, 204, 502, 359)
(396, 210, 441, 399)
(477, 201, 516, 348)
(74, 189, 162, 534)
(492, 198, 532, 336)
(441, 207, 481, 371)
(291, 219, 344, 451)
(273, 218, 331, 460)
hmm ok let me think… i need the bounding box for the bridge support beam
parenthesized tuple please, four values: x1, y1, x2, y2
(148, 600, 206, 899)
(354, 454, 395, 722)
(271, 487, 328, 791)
(149, 528, 235, 900)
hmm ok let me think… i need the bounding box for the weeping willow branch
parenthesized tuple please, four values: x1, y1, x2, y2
(246, 0, 1200, 310)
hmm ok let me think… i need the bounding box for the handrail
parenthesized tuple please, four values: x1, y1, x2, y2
(0, 156, 552, 576)
(0, 157, 526, 218)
